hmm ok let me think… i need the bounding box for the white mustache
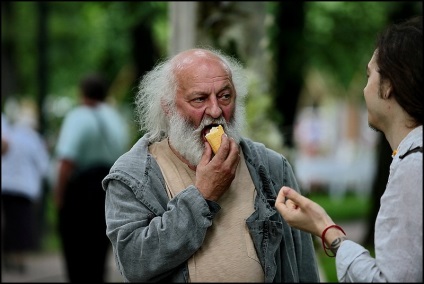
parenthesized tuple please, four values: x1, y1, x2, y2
(198, 117, 227, 133)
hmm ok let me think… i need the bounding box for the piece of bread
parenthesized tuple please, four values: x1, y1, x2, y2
(205, 125, 225, 154)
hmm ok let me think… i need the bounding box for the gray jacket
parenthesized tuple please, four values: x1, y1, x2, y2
(102, 134, 320, 282)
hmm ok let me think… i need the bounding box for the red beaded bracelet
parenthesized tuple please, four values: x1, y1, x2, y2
(321, 224, 346, 257)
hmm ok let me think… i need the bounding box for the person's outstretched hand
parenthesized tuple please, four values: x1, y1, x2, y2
(275, 186, 334, 237)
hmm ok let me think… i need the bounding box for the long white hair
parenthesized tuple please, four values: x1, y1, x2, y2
(134, 47, 248, 143)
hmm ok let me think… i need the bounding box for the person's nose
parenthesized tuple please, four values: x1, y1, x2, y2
(206, 97, 223, 118)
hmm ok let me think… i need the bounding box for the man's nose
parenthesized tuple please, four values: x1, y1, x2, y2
(206, 97, 223, 118)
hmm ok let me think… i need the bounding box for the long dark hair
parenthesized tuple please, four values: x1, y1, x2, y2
(375, 16, 423, 127)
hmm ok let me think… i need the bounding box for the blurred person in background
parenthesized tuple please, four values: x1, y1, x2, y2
(1, 112, 10, 155)
(1, 108, 50, 274)
(276, 16, 422, 282)
(53, 73, 129, 282)
(1, 137, 8, 154)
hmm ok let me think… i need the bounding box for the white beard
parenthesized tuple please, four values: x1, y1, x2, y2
(168, 109, 243, 166)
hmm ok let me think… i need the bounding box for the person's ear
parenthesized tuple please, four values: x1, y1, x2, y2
(161, 99, 171, 117)
(382, 81, 393, 99)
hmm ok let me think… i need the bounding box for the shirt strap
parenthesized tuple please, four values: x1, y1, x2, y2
(399, 146, 423, 159)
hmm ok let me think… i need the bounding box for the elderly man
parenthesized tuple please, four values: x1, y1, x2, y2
(103, 48, 320, 282)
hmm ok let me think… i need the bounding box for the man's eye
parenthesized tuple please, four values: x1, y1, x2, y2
(193, 97, 205, 102)
(221, 93, 231, 100)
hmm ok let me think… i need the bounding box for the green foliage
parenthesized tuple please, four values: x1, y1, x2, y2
(2, 1, 168, 101)
(266, 1, 422, 104)
(2, 1, 168, 147)
(307, 191, 371, 221)
(40, 190, 60, 252)
(316, 246, 340, 282)
(2, 2, 38, 100)
(304, 2, 388, 91)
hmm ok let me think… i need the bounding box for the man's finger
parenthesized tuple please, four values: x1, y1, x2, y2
(199, 142, 212, 166)
(276, 186, 287, 205)
(282, 186, 304, 205)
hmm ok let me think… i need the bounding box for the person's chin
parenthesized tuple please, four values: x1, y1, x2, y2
(368, 122, 382, 133)
(169, 136, 203, 165)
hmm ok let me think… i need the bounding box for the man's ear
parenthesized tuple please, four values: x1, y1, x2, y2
(382, 80, 393, 99)
(161, 99, 171, 117)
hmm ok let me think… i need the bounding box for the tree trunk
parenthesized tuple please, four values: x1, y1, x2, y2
(1, 1, 18, 106)
(272, 2, 306, 148)
(37, 1, 48, 136)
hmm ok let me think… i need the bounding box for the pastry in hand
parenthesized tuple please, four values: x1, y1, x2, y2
(205, 125, 225, 154)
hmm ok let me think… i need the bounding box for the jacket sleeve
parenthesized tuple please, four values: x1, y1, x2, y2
(267, 149, 321, 282)
(103, 167, 220, 282)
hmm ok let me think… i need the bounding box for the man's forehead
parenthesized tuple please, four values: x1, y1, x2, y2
(367, 50, 378, 69)
(174, 50, 228, 71)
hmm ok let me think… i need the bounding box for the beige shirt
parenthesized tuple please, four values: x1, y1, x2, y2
(149, 139, 264, 282)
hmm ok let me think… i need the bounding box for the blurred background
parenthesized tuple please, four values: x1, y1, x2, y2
(1, 1, 422, 282)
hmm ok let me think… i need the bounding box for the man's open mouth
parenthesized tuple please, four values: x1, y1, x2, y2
(202, 124, 221, 139)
